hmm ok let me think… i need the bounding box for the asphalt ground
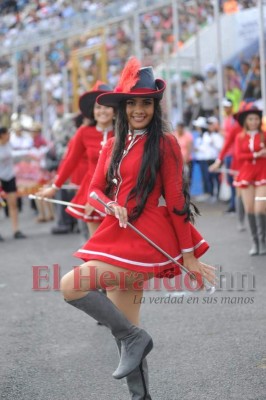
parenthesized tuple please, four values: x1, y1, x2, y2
(0, 199, 265, 400)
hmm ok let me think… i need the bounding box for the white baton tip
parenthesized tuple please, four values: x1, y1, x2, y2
(28, 194, 35, 199)
(90, 191, 98, 200)
(206, 285, 216, 295)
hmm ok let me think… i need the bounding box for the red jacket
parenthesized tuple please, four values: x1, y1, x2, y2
(74, 133, 208, 276)
(55, 125, 113, 188)
(89, 134, 200, 252)
(218, 116, 242, 161)
(235, 130, 266, 162)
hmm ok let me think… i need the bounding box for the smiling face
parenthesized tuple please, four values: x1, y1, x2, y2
(125, 97, 155, 131)
(93, 103, 114, 129)
(244, 113, 261, 131)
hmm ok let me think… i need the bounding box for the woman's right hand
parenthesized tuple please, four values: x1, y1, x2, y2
(108, 203, 128, 228)
(209, 159, 221, 172)
(35, 186, 57, 199)
(256, 148, 266, 158)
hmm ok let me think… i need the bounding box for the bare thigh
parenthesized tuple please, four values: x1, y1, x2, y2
(61, 260, 153, 300)
(241, 186, 255, 213)
(255, 185, 266, 214)
(61, 260, 153, 324)
(87, 222, 100, 236)
(236, 187, 242, 197)
(6, 192, 17, 209)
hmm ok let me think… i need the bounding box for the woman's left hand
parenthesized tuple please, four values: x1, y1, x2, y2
(182, 252, 217, 289)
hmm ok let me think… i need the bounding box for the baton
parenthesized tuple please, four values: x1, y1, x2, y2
(216, 168, 239, 176)
(28, 194, 86, 209)
(42, 184, 80, 190)
(61, 184, 80, 190)
(255, 197, 266, 201)
(90, 192, 216, 294)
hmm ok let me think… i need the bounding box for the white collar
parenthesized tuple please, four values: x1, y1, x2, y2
(96, 125, 113, 132)
(247, 130, 258, 136)
(128, 129, 147, 140)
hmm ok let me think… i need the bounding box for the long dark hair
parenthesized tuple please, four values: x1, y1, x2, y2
(86, 103, 97, 126)
(105, 99, 199, 223)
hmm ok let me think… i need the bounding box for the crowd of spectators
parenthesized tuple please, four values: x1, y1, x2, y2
(0, 1, 258, 50)
(0, 0, 261, 243)
(181, 53, 262, 128)
(0, 0, 261, 137)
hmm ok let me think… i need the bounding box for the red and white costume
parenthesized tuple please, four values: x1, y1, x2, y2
(218, 115, 242, 170)
(54, 125, 114, 221)
(57, 136, 88, 187)
(233, 131, 266, 188)
(74, 133, 209, 278)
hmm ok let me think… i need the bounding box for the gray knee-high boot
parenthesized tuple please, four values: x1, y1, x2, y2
(236, 196, 246, 231)
(66, 291, 153, 379)
(247, 214, 259, 256)
(255, 214, 266, 255)
(116, 339, 152, 399)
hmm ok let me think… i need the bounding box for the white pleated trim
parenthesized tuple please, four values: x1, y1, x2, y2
(83, 215, 103, 221)
(67, 206, 104, 221)
(181, 239, 205, 252)
(67, 206, 85, 217)
(234, 178, 266, 187)
(76, 239, 206, 267)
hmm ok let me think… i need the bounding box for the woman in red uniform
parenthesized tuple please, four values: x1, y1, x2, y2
(60, 58, 216, 399)
(209, 98, 244, 229)
(233, 106, 266, 256)
(50, 114, 89, 235)
(37, 81, 115, 237)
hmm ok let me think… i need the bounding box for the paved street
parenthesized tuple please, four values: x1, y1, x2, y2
(0, 200, 265, 400)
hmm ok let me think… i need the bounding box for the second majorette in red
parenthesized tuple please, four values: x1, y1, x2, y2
(60, 57, 216, 399)
(233, 105, 266, 256)
(37, 81, 115, 236)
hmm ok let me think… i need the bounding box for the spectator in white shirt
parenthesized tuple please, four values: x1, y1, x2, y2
(205, 116, 224, 202)
(0, 126, 27, 240)
(183, 74, 204, 127)
(9, 121, 33, 152)
(193, 116, 223, 202)
(201, 64, 218, 118)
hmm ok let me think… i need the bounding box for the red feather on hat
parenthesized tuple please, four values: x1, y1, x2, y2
(92, 80, 105, 91)
(115, 57, 141, 93)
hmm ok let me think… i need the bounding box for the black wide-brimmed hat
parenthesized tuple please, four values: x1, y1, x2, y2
(233, 103, 262, 127)
(97, 57, 166, 107)
(79, 81, 112, 118)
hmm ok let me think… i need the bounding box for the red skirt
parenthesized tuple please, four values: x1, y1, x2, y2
(233, 159, 266, 188)
(66, 172, 105, 222)
(231, 156, 242, 173)
(73, 205, 209, 279)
